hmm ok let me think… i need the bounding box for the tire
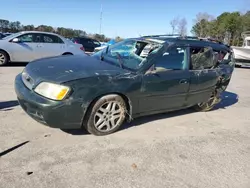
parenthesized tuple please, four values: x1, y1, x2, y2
(193, 91, 221, 112)
(0, 50, 9, 66)
(83, 94, 127, 136)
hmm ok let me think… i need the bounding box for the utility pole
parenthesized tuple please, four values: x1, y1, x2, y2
(99, 4, 103, 35)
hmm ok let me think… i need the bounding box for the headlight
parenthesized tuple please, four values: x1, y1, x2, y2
(34, 82, 70, 100)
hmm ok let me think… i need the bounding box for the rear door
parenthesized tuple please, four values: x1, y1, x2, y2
(186, 46, 219, 106)
(39, 34, 65, 58)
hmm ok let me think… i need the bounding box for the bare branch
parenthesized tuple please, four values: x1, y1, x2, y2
(178, 18, 187, 36)
(170, 17, 179, 34)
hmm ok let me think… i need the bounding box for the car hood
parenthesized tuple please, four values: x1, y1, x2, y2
(25, 55, 128, 84)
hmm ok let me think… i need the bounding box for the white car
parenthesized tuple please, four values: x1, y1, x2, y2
(0, 31, 86, 66)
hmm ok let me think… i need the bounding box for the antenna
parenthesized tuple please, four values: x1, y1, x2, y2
(99, 4, 103, 35)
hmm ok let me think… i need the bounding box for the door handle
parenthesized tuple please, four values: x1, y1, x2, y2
(179, 79, 188, 84)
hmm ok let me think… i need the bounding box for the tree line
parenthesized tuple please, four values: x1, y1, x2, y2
(0, 19, 122, 42)
(170, 11, 250, 46)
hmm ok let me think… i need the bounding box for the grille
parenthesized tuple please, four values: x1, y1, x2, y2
(21, 70, 34, 90)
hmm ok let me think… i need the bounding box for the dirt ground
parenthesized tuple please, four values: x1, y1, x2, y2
(0, 65, 250, 188)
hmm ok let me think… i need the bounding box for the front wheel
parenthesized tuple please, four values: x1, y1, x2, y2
(193, 91, 221, 112)
(0, 50, 9, 66)
(83, 94, 127, 136)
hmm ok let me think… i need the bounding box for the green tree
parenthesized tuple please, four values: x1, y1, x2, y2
(9, 21, 21, 32)
(0, 19, 9, 32)
(191, 11, 250, 46)
(23, 24, 35, 31)
(0, 18, 112, 41)
(36, 25, 54, 32)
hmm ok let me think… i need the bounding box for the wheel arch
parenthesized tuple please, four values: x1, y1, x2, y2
(62, 52, 73, 55)
(82, 92, 133, 126)
(0, 49, 11, 61)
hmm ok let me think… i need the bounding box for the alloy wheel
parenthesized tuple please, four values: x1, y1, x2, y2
(94, 101, 124, 132)
(197, 92, 219, 109)
(0, 53, 6, 65)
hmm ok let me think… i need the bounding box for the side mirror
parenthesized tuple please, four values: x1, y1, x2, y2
(12, 38, 20, 43)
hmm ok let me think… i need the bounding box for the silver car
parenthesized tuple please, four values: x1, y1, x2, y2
(0, 31, 86, 66)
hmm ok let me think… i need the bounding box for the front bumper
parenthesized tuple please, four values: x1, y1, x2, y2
(14, 74, 84, 129)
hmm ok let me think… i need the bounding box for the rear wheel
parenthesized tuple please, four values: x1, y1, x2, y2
(235, 63, 242, 68)
(193, 91, 221, 112)
(0, 50, 9, 66)
(84, 94, 127, 136)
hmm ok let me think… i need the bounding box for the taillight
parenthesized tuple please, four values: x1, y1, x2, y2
(80, 46, 85, 51)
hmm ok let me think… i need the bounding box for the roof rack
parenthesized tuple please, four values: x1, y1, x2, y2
(198, 37, 223, 44)
(141, 34, 229, 46)
(142, 34, 181, 38)
(142, 34, 199, 40)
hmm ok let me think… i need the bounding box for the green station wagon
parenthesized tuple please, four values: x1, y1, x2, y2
(15, 35, 235, 136)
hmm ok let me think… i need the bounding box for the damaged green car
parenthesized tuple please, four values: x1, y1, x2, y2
(15, 35, 235, 136)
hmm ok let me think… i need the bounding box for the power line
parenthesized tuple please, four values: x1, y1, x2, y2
(99, 4, 103, 35)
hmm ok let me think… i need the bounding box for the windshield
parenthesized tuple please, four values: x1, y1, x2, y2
(93, 39, 163, 71)
(2, 32, 21, 40)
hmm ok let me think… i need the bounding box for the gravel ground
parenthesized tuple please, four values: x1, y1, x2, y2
(0, 66, 250, 188)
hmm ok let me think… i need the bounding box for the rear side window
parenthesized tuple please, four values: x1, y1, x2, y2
(41, 34, 64, 44)
(85, 39, 94, 45)
(190, 47, 214, 70)
(79, 38, 89, 44)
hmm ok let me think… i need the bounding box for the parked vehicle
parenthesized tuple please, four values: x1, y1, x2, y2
(71, 37, 101, 52)
(3, 33, 13, 37)
(15, 35, 234, 136)
(231, 31, 250, 67)
(0, 32, 6, 39)
(0, 31, 86, 66)
(94, 39, 116, 53)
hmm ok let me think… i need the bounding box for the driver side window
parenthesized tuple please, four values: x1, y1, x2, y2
(17, 34, 34, 43)
(154, 46, 187, 72)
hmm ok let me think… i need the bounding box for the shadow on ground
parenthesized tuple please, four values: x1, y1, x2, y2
(235, 66, 250, 69)
(212, 91, 239, 110)
(61, 91, 238, 135)
(122, 91, 238, 130)
(0, 100, 19, 111)
(60, 128, 90, 135)
(4, 62, 28, 67)
(0, 141, 29, 157)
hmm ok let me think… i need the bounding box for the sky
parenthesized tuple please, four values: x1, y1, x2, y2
(1, 0, 249, 38)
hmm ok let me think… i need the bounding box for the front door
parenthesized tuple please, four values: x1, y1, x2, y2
(139, 46, 190, 113)
(9, 33, 42, 62)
